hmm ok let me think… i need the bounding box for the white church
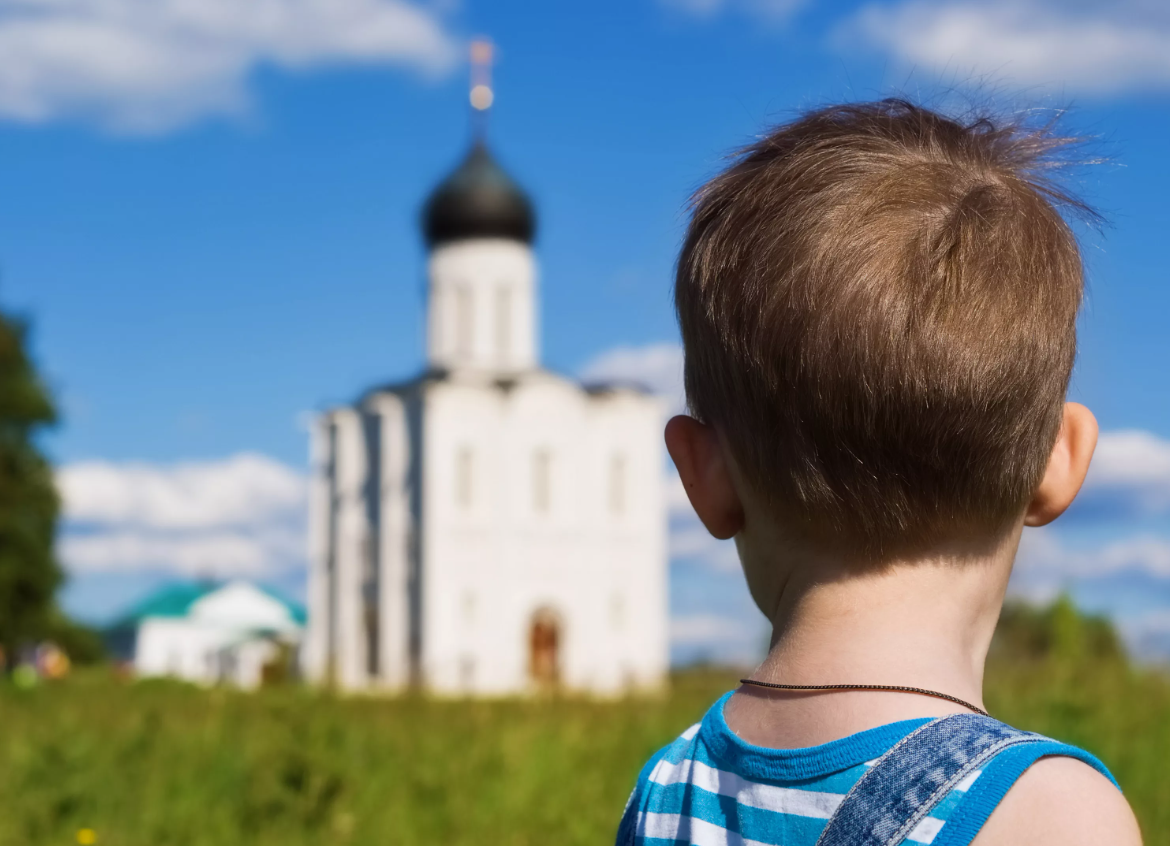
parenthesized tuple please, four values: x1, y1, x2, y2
(302, 74, 668, 696)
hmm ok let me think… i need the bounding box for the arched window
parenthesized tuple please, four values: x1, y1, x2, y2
(495, 285, 512, 360)
(529, 607, 561, 687)
(533, 449, 552, 514)
(610, 593, 625, 631)
(455, 286, 474, 357)
(609, 454, 626, 516)
(455, 447, 474, 509)
(460, 655, 476, 689)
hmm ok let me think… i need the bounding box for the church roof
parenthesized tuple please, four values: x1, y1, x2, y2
(118, 582, 214, 622)
(358, 366, 654, 406)
(109, 580, 307, 629)
(581, 379, 657, 397)
(422, 141, 536, 247)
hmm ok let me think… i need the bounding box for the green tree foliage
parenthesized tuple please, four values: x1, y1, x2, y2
(0, 311, 63, 660)
(991, 595, 1124, 664)
(44, 609, 107, 666)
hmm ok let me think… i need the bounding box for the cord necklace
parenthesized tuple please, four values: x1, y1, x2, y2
(738, 678, 989, 718)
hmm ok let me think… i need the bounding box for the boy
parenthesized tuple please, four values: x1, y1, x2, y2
(617, 101, 1142, 846)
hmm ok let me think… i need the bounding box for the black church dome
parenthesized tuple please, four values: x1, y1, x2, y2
(422, 142, 536, 248)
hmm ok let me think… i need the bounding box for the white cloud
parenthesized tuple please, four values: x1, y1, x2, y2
(671, 613, 756, 645)
(0, 0, 458, 132)
(1118, 610, 1170, 664)
(671, 612, 766, 666)
(1010, 528, 1170, 661)
(840, 0, 1170, 95)
(671, 525, 742, 573)
(59, 452, 305, 529)
(57, 526, 302, 577)
(56, 453, 306, 576)
(1014, 528, 1170, 587)
(580, 341, 686, 416)
(1079, 430, 1170, 513)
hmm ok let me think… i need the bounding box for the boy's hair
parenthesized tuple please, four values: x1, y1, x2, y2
(676, 99, 1093, 556)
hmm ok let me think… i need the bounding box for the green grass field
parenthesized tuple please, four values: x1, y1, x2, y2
(2, 605, 1168, 845)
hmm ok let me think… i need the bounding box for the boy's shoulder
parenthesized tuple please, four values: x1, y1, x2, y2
(629, 720, 703, 789)
(617, 703, 1141, 846)
(975, 756, 1140, 846)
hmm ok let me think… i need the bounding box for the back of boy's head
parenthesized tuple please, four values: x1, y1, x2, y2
(676, 99, 1092, 558)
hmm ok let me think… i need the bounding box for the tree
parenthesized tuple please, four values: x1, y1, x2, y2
(0, 310, 62, 662)
(991, 596, 1124, 664)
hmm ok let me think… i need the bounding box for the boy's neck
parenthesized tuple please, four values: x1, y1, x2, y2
(727, 528, 1021, 749)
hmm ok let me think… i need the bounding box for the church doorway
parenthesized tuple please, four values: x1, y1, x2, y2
(528, 607, 561, 688)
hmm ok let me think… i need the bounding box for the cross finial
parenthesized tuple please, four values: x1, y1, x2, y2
(469, 38, 493, 136)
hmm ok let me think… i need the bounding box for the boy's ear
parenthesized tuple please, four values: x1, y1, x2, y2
(665, 415, 745, 540)
(1024, 402, 1099, 527)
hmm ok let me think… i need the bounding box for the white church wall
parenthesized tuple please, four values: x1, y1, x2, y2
(427, 239, 537, 374)
(135, 618, 223, 683)
(498, 377, 606, 692)
(420, 377, 510, 693)
(135, 618, 294, 689)
(417, 373, 667, 696)
(582, 390, 670, 689)
(368, 391, 415, 691)
(305, 377, 667, 697)
(221, 638, 280, 690)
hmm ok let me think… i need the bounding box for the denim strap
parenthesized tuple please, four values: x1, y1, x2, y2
(814, 714, 1048, 846)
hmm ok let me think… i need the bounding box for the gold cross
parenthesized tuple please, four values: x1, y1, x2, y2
(470, 38, 494, 112)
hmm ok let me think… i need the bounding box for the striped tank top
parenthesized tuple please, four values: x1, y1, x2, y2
(616, 691, 1116, 846)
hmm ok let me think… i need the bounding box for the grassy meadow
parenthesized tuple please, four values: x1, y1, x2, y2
(1, 602, 1168, 845)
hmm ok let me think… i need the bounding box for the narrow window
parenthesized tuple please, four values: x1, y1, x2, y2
(533, 449, 552, 514)
(610, 594, 625, 631)
(495, 286, 512, 360)
(456, 447, 474, 509)
(455, 286, 474, 357)
(609, 454, 626, 516)
(460, 655, 476, 689)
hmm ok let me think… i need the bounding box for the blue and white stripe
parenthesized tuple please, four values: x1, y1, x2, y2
(619, 695, 985, 846)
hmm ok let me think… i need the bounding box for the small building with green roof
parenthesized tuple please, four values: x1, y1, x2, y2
(109, 580, 305, 688)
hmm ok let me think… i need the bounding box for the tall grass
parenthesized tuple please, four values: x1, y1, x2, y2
(0, 671, 735, 846)
(0, 604, 1166, 844)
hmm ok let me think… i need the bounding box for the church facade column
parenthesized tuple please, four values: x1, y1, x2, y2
(331, 407, 371, 690)
(368, 392, 415, 690)
(302, 415, 335, 685)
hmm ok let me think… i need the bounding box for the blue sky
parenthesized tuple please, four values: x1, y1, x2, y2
(8, 0, 1170, 663)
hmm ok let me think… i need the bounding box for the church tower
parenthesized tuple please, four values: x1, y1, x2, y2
(304, 41, 668, 696)
(421, 44, 538, 374)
